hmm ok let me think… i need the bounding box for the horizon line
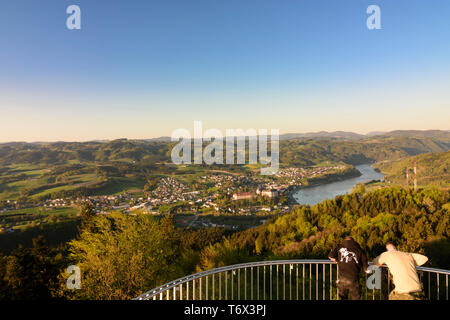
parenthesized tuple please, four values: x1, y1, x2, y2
(0, 129, 449, 144)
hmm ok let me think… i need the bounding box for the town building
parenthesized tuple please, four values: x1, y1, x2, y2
(232, 192, 255, 200)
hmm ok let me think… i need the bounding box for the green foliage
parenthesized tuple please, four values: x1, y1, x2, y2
(0, 236, 63, 300)
(62, 214, 184, 300)
(79, 202, 96, 231)
(197, 239, 257, 271)
(374, 151, 450, 187)
(200, 187, 450, 269)
(0, 219, 80, 254)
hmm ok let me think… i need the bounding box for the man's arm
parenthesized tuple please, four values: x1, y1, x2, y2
(355, 242, 369, 271)
(360, 251, 369, 272)
(372, 253, 385, 267)
(328, 246, 338, 262)
(412, 253, 428, 266)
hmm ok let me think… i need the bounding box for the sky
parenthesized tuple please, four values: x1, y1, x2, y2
(0, 0, 449, 142)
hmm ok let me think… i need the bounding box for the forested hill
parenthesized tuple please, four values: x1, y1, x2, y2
(277, 130, 450, 166)
(374, 151, 450, 188)
(0, 130, 449, 166)
(364, 131, 450, 155)
(0, 140, 172, 166)
(197, 187, 450, 270)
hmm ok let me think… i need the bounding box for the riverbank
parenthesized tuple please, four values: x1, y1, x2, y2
(304, 166, 362, 187)
(291, 164, 385, 206)
(286, 166, 362, 205)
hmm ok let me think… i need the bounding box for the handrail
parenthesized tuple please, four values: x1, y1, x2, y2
(416, 266, 450, 275)
(135, 260, 334, 300)
(135, 259, 450, 300)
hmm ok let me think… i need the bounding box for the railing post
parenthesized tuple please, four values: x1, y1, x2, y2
(296, 264, 299, 300)
(428, 272, 431, 299)
(206, 275, 208, 300)
(277, 264, 279, 300)
(238, 269, 240, 300)
(251, 267, 254, 300)
(225, 271, 227, 300)
(231, 270, 234, 300)
(289, 264, 292, 300)
(446, 274, 448, 300)
(263, 266, 266, 300)
(388, 269, 391, 299)
(257, 266, 260, 300)
(309, 264, 312, 300)
(329, 264, 332, 300)
(302, 264, 305, 300)
(270, 265, 272, 300)
(336, 264, 339, 300)
(283, 263, 286, 300)
(244, 267, 247, 300)
(323, 264, 325, 300)
(436, 273, 439, 300)
(316, 264, 318, 300)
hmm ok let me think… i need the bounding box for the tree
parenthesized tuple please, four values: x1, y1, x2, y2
(63, 213, 184, 300)
(79, 202, 96, 231)
(0, 250, 7, 299)
(2, 237, 60, 300)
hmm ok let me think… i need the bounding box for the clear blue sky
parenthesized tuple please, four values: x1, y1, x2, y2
(0, 0, 449, 141)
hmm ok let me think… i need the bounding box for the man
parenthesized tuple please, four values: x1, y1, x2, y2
(373, 242, 428, 300)
(328, 236, 369, 300)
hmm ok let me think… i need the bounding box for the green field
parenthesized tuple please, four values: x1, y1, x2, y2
(0, 163, 148, 201)
(0, 206, 79, 230)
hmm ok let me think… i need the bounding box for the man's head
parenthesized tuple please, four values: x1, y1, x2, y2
(344, 236, 354, 241)
(386, 242, 397, 251)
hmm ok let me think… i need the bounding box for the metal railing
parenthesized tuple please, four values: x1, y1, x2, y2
(135, 260, 449, 300)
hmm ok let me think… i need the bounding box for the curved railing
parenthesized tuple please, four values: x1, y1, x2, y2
(135, 260, 449, 300)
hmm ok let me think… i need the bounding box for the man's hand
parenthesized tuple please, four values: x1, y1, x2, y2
(329, 257, 336, 262)
(372, 260, 384, 267)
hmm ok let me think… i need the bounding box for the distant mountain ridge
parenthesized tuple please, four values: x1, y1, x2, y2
(1, 130, 449, 144)
(280, 131, 365, 140)
(0, 130, 448, 168)
(280, 130, 450, 141)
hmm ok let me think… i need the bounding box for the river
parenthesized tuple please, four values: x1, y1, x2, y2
(293, 164, 384, 205)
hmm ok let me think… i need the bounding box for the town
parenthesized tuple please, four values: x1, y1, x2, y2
(0, 164, 357, 233)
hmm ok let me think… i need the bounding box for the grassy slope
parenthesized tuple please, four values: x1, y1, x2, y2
(374, 151, 450, 188)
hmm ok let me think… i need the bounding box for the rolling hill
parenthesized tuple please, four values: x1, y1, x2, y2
(374, 151, 450, 188)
